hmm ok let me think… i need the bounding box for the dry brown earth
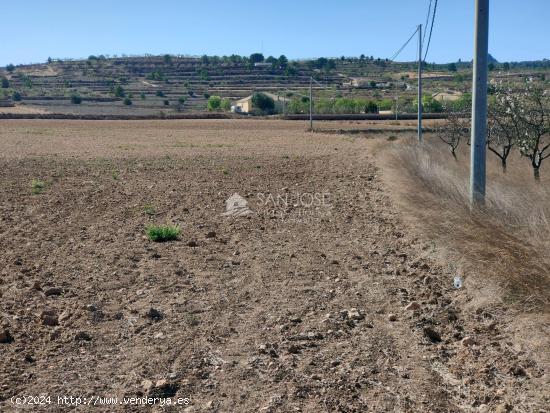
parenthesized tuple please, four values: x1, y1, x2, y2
(0, 120, 546, 412)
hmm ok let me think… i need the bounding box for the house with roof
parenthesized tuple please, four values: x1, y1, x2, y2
(232, 92, 283, 114)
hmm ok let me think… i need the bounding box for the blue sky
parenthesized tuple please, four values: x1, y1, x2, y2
(1, 0, 548, 66)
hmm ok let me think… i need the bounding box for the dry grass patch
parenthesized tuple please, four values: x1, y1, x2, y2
(377, 137, 550, 310)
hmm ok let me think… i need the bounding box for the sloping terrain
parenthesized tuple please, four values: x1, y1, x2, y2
(0, 120, 547, 412)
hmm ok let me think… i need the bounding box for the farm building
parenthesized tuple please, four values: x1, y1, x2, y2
(232, 92, 284, 113)
(233, 96, 253, 113)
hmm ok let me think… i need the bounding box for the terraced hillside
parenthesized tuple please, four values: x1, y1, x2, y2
(0, 55, 548, 117)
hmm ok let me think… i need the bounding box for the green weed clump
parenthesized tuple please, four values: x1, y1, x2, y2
(31, 179, 46, 194)
(143, 204, 156, 215)
(146, 225, 180, 242)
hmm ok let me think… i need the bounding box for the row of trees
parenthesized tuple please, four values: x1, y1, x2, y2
(207, 96, 231, 112)
(283, 95, 448, 115)
(437, 85, 549, 180)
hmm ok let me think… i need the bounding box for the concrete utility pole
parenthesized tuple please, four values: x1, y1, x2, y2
(470, 0, 489, 205)
(417, 24, 423, 142)
(309, 77, 313, 130)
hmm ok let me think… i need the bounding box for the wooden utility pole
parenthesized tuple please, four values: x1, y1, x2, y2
(470, 0, 489, 204)
(418, 24, 423, 142)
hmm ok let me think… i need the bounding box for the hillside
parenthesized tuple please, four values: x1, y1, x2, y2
(1, 55, 548, 117)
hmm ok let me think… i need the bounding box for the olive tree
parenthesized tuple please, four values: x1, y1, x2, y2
(207, 95, 221, 111)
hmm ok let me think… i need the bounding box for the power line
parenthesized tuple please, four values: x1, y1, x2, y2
(389, 26, 420, 62)
(423, 0, 438, 61)
(423, 0, 433, 46)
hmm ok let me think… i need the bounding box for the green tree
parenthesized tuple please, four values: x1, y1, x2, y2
(12, 91, 22, 101)
(251, 92, 275, 114)
(6, 64, 15, 72)
(365, 101, 378, 113)
(113, 85, 125, 97)
(221, 98, 231, 111)
(123, 97, 132, 105)
(278, 55, 288, 69)
(1, 78, 9, 88)
(70, 94, 82, 104)
(207, 95, 222, 111)
(249, 53, 264, 63)
(163, 54, 172, 65)
(447, 63, 457, 72)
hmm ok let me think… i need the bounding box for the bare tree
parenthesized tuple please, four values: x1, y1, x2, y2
(514, 88, 550, 181)
(436, 111, 470, 159)
(487, 87, 519, 172)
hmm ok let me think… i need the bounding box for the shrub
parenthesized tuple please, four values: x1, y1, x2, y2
(221, 98, 231, 111)
(70, 94, 82, 104)
(163, 99, 170, 106)
(1, 78, 9, 88)
(140, 92, 146, 100)
(252, 92, 275, 114)
(178, 96, 187, 104)
(422, 96, 443, 113)
(163, 54, 172, 65)
(12, 91, 22, 101)
(203, 92, 210, 99)
(378, 99, 394, 111)
(285, 66, 298, 77)
(156, 90, 165, 97)
(448, 63, 457, 72)
(113, 85, 125, 97)
(6, 64, 15, 72)
(146, 225, 180, 242)
(365, 100, 378, 113)
(147, 70, 165, 81)
(207, 95, 221, 111)
(123, 97, 132, 105)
